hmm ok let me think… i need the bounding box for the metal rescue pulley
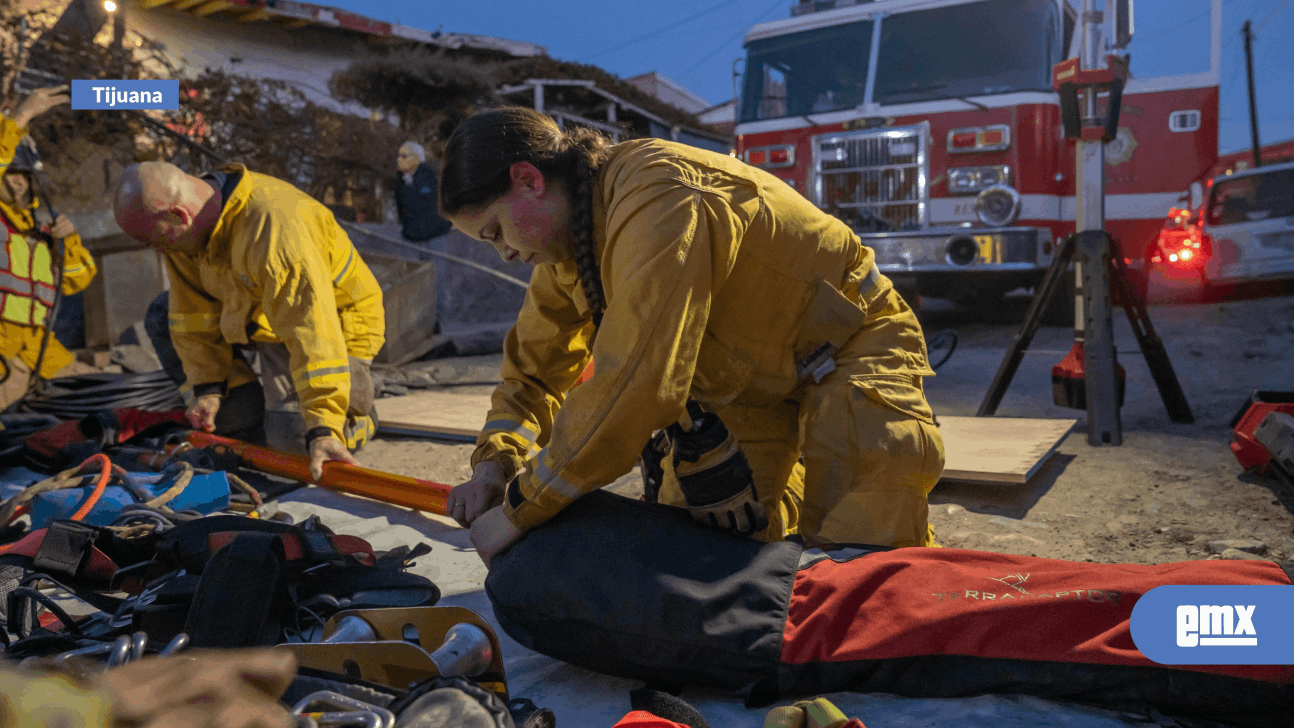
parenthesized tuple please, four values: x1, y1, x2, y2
(277, 606, 510, 700)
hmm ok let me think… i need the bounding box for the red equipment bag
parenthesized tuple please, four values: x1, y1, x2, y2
(21, 408, 186, 470)
(486, 491, 1294, 728)
(1230, 390, 1294, 474)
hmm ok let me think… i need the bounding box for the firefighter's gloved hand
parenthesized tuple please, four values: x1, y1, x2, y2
(668, 409, 768, 536)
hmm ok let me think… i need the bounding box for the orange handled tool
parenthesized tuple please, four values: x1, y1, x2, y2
(184, 432, 451, 516)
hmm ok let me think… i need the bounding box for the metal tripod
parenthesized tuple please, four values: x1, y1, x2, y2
(976, 231, 1195, 434)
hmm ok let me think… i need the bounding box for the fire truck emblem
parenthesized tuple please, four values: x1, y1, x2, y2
(1105, 126, 1137, 167)
(843, 117, 893, 131)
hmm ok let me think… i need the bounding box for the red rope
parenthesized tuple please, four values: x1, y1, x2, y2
(1, 504, 29, 528)
(68, 453, 112, 522)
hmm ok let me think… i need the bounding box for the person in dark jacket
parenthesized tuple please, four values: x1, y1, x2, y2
(394, 141, 454, 332)
(394, 142, 451, 243)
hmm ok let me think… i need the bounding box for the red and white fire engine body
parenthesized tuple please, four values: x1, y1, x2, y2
(736, 0, 1220, 310)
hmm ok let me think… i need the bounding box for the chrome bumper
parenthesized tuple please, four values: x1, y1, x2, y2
(863, 227, 1052, 273)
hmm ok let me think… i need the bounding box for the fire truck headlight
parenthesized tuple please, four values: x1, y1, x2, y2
(978, 165, 1011, 188)
(949, 165, 1011, 195)
(974, 185, 1022, 227)
(949, 168, 981, 194)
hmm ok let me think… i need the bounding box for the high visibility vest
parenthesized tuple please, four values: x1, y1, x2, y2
(0, 220, 58, 327)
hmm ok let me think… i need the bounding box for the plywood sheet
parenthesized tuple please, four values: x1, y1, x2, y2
(937, 416, 1076, 484)
(374, 391, 493, 439)
(376, 392, 1075, 485)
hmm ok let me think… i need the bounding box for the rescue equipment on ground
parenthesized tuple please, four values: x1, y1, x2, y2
(1230, 390, 1294, 485)
(486, 490, 1294, 727)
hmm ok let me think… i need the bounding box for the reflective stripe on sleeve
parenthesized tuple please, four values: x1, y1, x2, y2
(333, 246, 357, 284)
(482, 417, 540, 447)
(292, 359, 350, 389)
(530, 449, 584, 502)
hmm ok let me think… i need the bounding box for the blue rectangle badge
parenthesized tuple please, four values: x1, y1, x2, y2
(71, 80, 179, 110)
(1131, 585, 1294, 664)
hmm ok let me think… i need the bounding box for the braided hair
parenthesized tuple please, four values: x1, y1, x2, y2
(439, 107, 612, 323)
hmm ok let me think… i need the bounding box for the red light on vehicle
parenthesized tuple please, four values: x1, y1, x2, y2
(951, 132, 977, 148)
(1159, 233, 1213, 270)
(768, 148, 790, 165)
(747, 150, 767, 166)
(981, 129, 1004, 146)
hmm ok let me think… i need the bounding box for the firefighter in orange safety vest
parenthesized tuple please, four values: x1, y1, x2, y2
(0, 87, 98, 407)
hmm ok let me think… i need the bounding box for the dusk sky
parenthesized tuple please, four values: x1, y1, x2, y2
(319, 0, 1292, 155)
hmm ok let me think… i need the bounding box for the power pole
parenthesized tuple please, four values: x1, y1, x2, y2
(1242, 20, 1262, 168)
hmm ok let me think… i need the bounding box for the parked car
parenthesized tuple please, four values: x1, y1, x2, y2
(1200, 161, 1294, 286)
(1150, 161, 1294, 293)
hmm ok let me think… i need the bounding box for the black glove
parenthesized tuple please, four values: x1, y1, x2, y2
(667, 404, 768, 536)
(640, 429, 671, 504)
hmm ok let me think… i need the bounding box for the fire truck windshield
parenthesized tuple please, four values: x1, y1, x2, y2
(874, 0, 1061, 106)
(741, 0, 1062, 122)
(741, 19, 875, 122)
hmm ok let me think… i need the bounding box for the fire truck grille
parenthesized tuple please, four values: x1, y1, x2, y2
(813, 127, 927, 231)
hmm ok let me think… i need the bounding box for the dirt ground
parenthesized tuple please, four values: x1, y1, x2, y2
(356, 289, 1294, 568)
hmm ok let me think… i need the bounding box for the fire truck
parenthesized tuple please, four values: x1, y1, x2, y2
(735, 0, 1221, 319)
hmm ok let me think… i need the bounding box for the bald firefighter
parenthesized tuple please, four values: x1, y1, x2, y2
(115, 161, 385, 480)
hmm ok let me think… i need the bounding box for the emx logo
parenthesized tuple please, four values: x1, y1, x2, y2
(1132, 586, 1294, 664)
(1177, 604, 1257, 647)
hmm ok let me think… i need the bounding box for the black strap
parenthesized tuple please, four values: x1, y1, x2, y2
(300, 530, 345, 567)
(155, 514, 295, 574)
(31, 520, 99, 580)
(374, 542, 432, 569)
(294, 565, 440, 609)
(183, 532, 289, 648)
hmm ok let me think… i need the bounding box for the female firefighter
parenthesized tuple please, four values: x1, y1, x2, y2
(442, 107, 943, 565)
(0, 86, 98, 406)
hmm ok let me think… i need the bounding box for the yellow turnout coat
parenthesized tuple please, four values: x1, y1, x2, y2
(164, 165, 384, 440)
(473, 139, 944, 547)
